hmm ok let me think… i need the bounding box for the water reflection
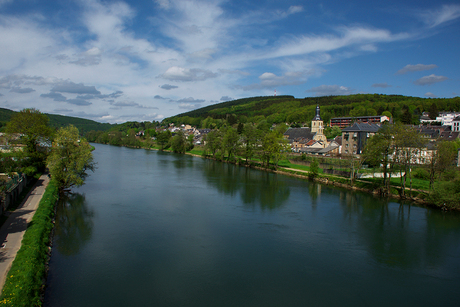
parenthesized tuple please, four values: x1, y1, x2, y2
(54, 193, 94, 256)
(203, 161, 290, 210)
(337, 189, 460, 269)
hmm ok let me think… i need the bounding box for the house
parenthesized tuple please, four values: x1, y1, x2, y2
(341, 123, 381, 155)
(452, 116, 460, 132)
(330, 115, 389, 128)
(436, 112, 460, 127)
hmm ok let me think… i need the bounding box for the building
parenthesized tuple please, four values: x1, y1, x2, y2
(330, 115, 389, 128)
(311, 105, 327, 143)
(341, 123, 381, 155)
(452, 116, 460, 132)
(436, 112, 460, 127)
(284, 105, 328, 152)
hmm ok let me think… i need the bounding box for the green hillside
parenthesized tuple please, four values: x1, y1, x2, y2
(0, 107, 112, 134)
(163, 94, 460, 127)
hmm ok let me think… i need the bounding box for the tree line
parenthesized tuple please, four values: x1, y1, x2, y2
(1, 108, 95, 193)
(163, 94, 460, 128)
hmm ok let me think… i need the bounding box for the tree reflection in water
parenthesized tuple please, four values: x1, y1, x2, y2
(339, 190, 460, 269)
(54, 193, 94, 256)
(203, 161, 290, 210)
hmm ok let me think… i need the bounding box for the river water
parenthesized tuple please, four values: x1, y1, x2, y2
(44, 143, 460, 306)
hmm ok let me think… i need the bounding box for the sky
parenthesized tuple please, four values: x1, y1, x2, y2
(0, 0, 459, 124)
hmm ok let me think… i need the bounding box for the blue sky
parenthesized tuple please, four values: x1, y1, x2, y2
(0, 0, 459, 123)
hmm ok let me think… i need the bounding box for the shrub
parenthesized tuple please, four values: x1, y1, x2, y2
(412, 168, 429, 180)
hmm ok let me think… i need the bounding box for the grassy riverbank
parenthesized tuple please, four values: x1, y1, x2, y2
(0, 180, 59, 307)
(119, 143, 455, 209)
(180, 146, 440, 207)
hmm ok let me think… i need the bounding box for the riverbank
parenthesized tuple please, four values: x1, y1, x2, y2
(0, 177, 58, 306)
(100, 142, 449, 210)
(181, 149, 435, 208)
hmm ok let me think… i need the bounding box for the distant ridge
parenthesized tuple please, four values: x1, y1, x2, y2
(163, 94, 460, 126)
(0, 107, 112, 135)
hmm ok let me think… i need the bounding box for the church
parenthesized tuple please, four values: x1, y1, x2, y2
(283, 105, 330, 153)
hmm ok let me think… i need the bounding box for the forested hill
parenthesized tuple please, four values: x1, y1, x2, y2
(0, 107, 112, 135)
(163, 94, 460, 127)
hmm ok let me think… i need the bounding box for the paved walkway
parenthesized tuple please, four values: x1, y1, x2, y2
(0, 174, 50, 291)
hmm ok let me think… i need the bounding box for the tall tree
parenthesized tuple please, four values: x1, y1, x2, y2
(171, 130, 187, 154)
(204, 130, 223, 159)
(392, 124, 426, 197)
(240, 124, 260, 163)
(47, 125, 95, 193)
(156, 130, 172, 150)
(260, 131, 288, 169)
(429, 102, 439, 120)
(6, 108, 53, 173)
(223, 127, 240, 161)
(362, 124, 394, 195)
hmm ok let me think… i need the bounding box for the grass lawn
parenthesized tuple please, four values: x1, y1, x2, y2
(277, 160, 324, 173)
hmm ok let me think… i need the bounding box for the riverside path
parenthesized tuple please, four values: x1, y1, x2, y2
(0, 174, 50, 290)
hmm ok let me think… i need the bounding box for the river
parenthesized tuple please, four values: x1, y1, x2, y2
(44, 143, 460, 306)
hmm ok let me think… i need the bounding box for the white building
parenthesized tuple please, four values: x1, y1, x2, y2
(452, 116, 460, 132)
(435, 112, 460, 127)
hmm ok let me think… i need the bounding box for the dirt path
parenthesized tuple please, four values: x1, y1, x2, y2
(0, 174, 50, 291)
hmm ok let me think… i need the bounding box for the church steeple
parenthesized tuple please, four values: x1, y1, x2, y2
(313, 104, 322, 121)
(311, 104, 327, 145)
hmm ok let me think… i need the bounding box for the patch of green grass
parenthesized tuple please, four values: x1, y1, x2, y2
(188, 148, 205, 156)
(0, 180, 59, 307)
(278, 160, 323, 173)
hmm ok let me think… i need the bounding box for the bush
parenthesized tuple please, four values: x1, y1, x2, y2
(427, 179, 460, 210)
(412, 168, 429, 180)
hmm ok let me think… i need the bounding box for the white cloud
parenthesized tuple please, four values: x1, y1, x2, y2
(241, 71, 312, 90)
(307, 85, 352, 96)
(288, 6, 303, 15)
(414, 74, 448, 86)
(178, 103, 200, 110)
(263, 26, 408, 61)
(161, 66, 218, 81)
(425, 92, 437, 98)
(420, 4, 460, 28)
(396, 64, 437, 75)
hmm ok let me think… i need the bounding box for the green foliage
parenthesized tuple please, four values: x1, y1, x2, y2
(412, 168, 430, 180)
(156, 130, 172, 150)
(429, 102, 439, 120)
(204, 130, 223, 158)
(47, 125, 95, 192)
(171, 130, 187, 154)
(0, 180, 59, 307)
(5, 108, 53, 174)
(223, 127, 239, 160)
(309, 158, 320, 179)
(428, 177, 460, 209)
(162, 94, 460, 128)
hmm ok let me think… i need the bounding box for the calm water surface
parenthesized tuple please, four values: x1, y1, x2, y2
(44, 143, 460, 306)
